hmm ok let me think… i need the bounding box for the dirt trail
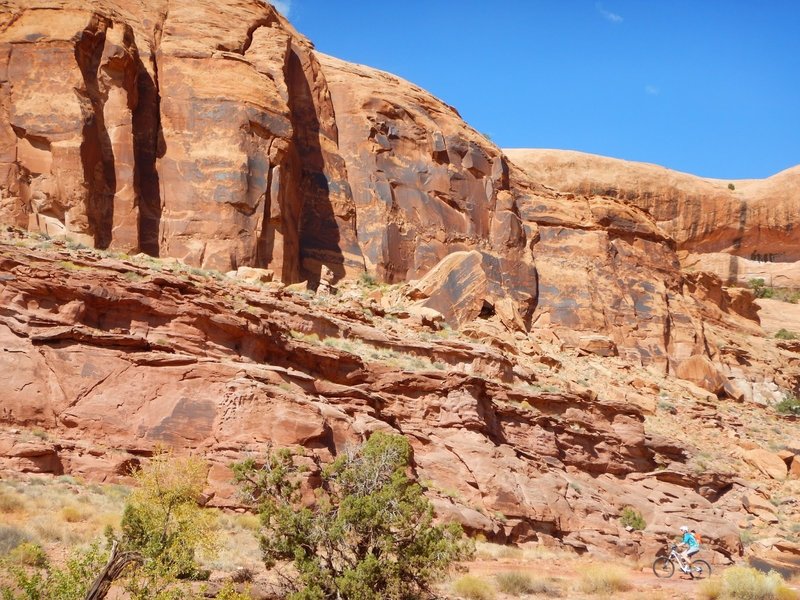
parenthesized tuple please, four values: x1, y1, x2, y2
(454, 555, 712, 599)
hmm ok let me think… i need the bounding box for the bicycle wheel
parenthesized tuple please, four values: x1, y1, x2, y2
(690, 560, 711, 580)
(653, 557, 675, 578)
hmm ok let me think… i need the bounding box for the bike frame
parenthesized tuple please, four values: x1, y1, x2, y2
(667, 545, 690, 570)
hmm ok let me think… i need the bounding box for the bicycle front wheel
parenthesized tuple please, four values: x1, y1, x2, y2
(653, 557, 675, 578)
(690, 560, 711, 580)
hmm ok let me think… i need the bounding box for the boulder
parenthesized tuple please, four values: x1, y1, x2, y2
(409, 250, 536, 330)
(790, 456, 800, 479)
(576, 334, 618, 357)
(741, 493, 779, 523)
(743, 448, 789, 480)
(674, 355, 727, 395)
(231, 266, 274, 284)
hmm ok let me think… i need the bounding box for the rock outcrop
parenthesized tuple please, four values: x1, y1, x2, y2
(505, 149, 800, 286)
(0, 237, 762, 561)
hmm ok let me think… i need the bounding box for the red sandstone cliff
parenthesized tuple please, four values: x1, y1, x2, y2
(505, 149, 800, 287)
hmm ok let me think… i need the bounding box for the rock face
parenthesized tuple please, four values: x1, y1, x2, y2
(0, 239, 752, 561)
(1, 0, 787, 378)
(504, 149, 800, 264)
(0, 0, 364, 281)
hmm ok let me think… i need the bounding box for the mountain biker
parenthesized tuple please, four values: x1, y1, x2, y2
(678, 525, 700, 568)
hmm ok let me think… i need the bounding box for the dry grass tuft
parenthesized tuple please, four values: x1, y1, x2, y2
(579, 564, 632, 595)
(0, 488, 24, 514)
(0, 524, 30, 554)
(61, 504, 90, 523)
(495, 571, 562, 596)
(452, 575, 496, 600)
(699, 566, 799, 600)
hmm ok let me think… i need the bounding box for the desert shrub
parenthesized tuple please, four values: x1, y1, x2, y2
(775, 329, 798, 340)
(0, 525, 29, 555)
(771, 289, 800, 304)
(7, 542, 48, 568)
(453, 575, 496, 600)
(728, 183, 736, 191)
(233, 432, 473, 600)
(0, 542, 107, 600)
(619, 506, 646, 530)
(495, 571, 532, 595)
(230, 567, 253, 583)
(748, 279, 774, 299)
(699, 566, 799, 599)
(776, 394, 800, 416)
(358, 271, 378, 288)
(579, 565, 632, 594)
(215, 581, 254, 600)
(235, 513, 261, 532)
(117, 452, 217, 599)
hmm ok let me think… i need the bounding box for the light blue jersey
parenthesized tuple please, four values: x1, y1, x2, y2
(683, 532, 699, 548)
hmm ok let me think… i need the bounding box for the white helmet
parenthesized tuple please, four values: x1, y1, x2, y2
(680, 525, 689, 532)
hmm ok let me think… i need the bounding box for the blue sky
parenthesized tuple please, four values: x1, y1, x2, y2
(278, 1, 800, 179)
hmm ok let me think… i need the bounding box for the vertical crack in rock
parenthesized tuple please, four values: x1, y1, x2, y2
(287, 46, 362, 285)
(74, 14, 115, 249)
(132, 36, 164, 256)
(287, 47, 341, 285)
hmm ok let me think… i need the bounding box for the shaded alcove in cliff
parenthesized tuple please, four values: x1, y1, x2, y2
(132, 45, 164, 257)
(75, 17, 116, 250)
(286, 48, 346, 286)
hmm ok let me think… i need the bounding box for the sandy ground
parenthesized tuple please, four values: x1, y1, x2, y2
(446, 554, 721, 600)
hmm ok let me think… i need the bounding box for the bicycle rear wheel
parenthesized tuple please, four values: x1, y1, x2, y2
(690, 559, 711, 580)
(653, 557, 674, 578)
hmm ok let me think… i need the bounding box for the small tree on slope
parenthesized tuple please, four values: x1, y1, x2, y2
(232, 432, 472, 600)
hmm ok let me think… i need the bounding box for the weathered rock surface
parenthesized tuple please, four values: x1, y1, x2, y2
(504, 149, 800, 264)
(1, 0, 776, 381)
(2, 237, 784, 562)
(743, 448, 789, 481)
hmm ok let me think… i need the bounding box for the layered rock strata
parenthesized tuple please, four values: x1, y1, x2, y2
(0, 238, 763, 561)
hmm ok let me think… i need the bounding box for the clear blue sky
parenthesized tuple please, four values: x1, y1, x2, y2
(278, 1, 800, 180)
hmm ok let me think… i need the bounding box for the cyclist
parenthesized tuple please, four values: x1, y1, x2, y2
(678, 525, 700, 570)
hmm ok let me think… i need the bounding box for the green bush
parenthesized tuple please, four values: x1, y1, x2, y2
(698, 566, 798, 599)
(8, 542, 48, 568)
(118, 452, 217, 599)
(775, 394, 800, 416)
(233, 432, 473, 600)
(619, 506, 646, 531)
(748, 279, 774, 299)
(358, 271, 378, 288)
(0, 542, 107, 600)
(728, 183, 736, 191)
(775, 329, 798, 340)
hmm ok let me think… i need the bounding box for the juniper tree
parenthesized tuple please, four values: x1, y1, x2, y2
(233, 432, 472, 600)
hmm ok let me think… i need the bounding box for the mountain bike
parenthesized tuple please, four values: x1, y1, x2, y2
(652, 544, 711, 579)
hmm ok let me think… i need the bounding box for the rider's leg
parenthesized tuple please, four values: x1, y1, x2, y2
(679, 549, 694, 571)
